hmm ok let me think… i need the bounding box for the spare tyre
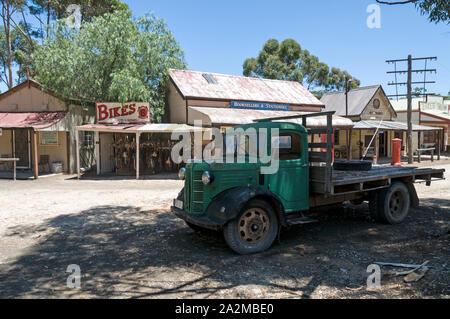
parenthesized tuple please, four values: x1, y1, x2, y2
(333, 160, 372, 171)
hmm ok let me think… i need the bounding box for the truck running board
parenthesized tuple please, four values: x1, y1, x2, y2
(286, 216, 319, 226)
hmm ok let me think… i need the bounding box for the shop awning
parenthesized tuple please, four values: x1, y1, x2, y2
(0, 112, 67, 130)
(189, 106, 354, 128)
(353, 120, 442, 132)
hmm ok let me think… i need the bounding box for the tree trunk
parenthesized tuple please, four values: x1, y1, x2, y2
(6, 2, 13, 89)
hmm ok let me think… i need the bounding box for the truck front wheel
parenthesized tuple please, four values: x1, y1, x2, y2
(223, 199, 278, 255)
(378, 182, 411, 224)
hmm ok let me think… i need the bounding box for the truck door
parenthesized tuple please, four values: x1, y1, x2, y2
(267, 131, 309, 213)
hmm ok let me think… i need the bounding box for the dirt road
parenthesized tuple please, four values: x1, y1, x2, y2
(0, 162, 448, 299)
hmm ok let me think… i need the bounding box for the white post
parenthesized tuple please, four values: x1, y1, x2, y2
(76, 128, 80, 179)
(136, 132, 140, 180)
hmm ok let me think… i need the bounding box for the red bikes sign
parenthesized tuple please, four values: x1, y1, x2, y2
(96, 102, 151, 124)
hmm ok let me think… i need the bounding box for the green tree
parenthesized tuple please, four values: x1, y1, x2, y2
(413, 87, 427, 96)
(243, 38, 360, 92)
(376, 0, 450, 24)
(33, 10, 186, 122)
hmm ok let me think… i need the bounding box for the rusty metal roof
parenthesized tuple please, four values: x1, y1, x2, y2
(0, 112, 67, 130)
(170, 69, 324, 107)
(189, 107, 354, 128)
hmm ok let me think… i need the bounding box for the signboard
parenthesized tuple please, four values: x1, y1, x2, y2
(231, 101, 290, 111)
(41, 131, 58, 145)
(96, 102, 151, 124)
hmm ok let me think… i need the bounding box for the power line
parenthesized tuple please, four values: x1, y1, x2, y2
(385, 55, 438, 164)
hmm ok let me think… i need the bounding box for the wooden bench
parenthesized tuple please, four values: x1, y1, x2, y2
(417, 147, 435, 163)
(0, 158, 20, 181)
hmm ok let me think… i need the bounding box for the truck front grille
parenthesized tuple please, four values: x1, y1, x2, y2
(191, 171, 204, 214)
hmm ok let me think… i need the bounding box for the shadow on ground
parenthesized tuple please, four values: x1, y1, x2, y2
(0, 198, 448, 299)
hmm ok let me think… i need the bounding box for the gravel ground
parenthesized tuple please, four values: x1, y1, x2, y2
(0, 161, 449, 299)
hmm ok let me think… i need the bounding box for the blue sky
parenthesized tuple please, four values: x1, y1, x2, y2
(125, 0, 450, 96)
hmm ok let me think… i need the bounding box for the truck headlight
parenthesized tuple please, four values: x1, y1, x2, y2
(178, 168, 186, 180)
(202, 171, 213, 185)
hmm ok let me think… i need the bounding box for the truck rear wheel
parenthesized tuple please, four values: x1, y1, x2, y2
(377, 182, 411, 224)
(223, 199, 278, 255)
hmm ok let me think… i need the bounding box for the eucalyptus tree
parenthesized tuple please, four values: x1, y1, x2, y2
(33, 10, 186, 122)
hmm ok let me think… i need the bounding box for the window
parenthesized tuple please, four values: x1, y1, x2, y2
(334, 130, 340, 145)
(423, 131, 436, 144)
(40, 131, 58, 145)
(83, 131, 94, 147)
(272, 133, 302, 160)
(364, 135, 373, 147)
(202, 73, 217, 84)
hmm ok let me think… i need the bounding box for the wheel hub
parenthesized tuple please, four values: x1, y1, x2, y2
(238, 208, 270, 244)
(389, 191, 404, 217)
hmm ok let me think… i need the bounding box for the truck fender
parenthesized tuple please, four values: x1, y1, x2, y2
(204, 187, 287, 228)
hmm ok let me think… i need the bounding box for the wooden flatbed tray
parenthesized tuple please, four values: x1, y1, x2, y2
(311, 166, 445, 195)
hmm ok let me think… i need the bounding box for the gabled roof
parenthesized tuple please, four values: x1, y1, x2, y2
(321, 85, 396, 117)
(0, 79, 94, 106)
(0, 79, 60, 101)
(169, 69, 324, 107)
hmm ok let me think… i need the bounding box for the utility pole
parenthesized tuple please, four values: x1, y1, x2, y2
(386, 55, 437, 164)
(345, 78, 352, 160)
(407, 55, 413, 164)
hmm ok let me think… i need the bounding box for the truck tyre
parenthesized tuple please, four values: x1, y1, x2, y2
(223, 199, 278, 255)
(377, 182, 411, 224)
(333, 160, 372, 171)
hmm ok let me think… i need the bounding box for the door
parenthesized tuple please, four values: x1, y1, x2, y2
(100, 133, 114, 173)
(379, 131, 387, 157)
(14, 129, 30, 168)
(267, 131, 309, 213)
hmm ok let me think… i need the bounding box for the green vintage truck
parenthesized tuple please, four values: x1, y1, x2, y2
(171, 112, 445, 254)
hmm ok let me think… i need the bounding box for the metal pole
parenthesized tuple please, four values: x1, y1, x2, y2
(407, 55, 413, 164)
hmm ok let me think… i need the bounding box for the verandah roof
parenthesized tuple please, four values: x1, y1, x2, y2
(353, 120, 442, 132)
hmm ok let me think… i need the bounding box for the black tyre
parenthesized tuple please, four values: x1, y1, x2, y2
(333, 160, 372, 171)
(223, 199, 278, 255)
(377, 182, 411, 224)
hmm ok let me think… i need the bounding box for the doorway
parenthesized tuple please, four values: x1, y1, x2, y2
(14, 129, 31, 169)
(379, 131, 387, 157)
(99, 133, 115, 174)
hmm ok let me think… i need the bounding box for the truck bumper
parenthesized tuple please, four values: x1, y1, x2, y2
(171, 203, 222, 231)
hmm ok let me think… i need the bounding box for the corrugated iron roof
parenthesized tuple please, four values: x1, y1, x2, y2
(353, 120, 442, 131)
(421, 110, 450, 122)
(169, 69, 324, 107)
(321, 85, 396, 117)
(0, 112, 67, 130)
(189, 107, 354, 128)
